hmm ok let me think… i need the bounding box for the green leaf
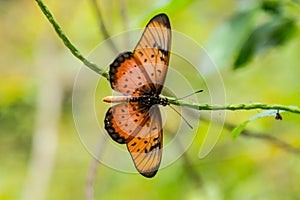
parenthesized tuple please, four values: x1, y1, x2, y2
(261, 0, 283, 15)
(231, 108, 291, 139)
(234, 17, 297, 69)
(232, 120, 249, 139)
(205, 9, 258, 69)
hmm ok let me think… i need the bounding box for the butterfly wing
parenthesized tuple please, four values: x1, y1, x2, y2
(109, 14, 171, 96)
(126, 105, 162, 177)
(104, 102, 163, 177)
(104, 102, 148, 143)
(108, 52, 154, 96)
(133, 14, 171, 95)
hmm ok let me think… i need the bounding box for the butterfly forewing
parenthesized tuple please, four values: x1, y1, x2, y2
(109, 52, 154, 96)
(109, 14, 171, 96)
(134, 14, 171, 94)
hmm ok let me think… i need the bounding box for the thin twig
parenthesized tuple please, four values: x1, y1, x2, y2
(86, 158, 98, 200)
(181, 152, 203, 187)
(35, 0, 109, 79)
(118, 0, 130, 48)
(90, 0, 119, 54)
(85, 138, 107, 200)
(222, 121, 300, 155)
(164, 130, 203, 187)
(171, 133, 203, 187)
(118, 0, 129, 31)
(84, 1, 119, 198)
(241, 131, 300, 155)
(22, 41, 62, 200)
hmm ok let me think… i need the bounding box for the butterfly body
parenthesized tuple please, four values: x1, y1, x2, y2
(103, 14, 171, 177)
(103, 95, 169, 107)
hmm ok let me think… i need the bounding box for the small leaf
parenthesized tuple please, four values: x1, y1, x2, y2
(231, 108, 289, 139)
(248, 109, 280, 120)
(232, 120, 249, 139)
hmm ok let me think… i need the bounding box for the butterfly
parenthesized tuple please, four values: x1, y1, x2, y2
(103, 13, 171, 178)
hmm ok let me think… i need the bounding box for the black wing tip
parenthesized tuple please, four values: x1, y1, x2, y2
(154, 13, 168, 18)
(140, 169, 158, 178)
(149, 13, 170, 29)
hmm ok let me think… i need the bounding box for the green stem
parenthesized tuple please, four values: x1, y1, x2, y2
(35, 0, 109, 80)
(36, 0, 300, 116)
(168, 97, 300, 114)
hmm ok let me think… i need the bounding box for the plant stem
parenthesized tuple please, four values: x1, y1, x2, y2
(36, 0, 300, 116)
(35, 0, 109, 79)
(168, 97, 300, 114)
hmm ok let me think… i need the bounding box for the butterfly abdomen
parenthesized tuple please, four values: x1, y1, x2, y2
(134, 96, 169, 107)
(103, 95, 169, 107)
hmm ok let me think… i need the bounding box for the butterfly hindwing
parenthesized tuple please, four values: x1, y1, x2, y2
(104, 102, 163, 177)
(104, 102, 149, 144)
(126, 105, 163, 178)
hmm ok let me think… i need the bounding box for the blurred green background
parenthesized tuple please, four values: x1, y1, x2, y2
(1, 0, 300, 199)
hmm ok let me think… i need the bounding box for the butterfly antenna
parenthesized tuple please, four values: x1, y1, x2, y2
(177, 89, 203, 100)
(169, 105, 193, 129)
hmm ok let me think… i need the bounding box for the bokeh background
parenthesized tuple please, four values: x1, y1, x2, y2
(1, 0, 300, 199)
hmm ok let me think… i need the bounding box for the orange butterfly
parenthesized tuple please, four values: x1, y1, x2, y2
(103, 13, 171, 178)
